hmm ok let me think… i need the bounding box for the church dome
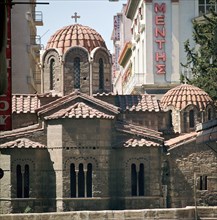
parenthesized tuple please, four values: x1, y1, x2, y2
(160, 84, 212, 110)
(46, 24, 107, 54)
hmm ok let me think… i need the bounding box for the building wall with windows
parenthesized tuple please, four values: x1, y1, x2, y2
(111, 4, 132, 94)
(122, 0, 214, 95)
(11, 0, 43, 93)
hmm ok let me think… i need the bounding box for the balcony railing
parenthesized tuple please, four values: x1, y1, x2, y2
(30, 35, 41, 46)
(33, 11, 43, 26)
(123, 72, 145, 94)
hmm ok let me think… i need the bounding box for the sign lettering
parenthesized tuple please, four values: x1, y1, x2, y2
(154, 3, 166, 75)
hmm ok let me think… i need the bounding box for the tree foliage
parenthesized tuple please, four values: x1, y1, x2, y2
(181, 6, 217, 101)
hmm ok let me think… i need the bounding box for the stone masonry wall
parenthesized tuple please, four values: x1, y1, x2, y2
(168, 142, 217, 208)
(1, 207, 217, 220)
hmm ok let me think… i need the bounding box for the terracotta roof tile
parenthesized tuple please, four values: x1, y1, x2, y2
(0, 124, 44, 139)
(116, 121, 164, 143)
(12, 94, 40, 113)
(123, 138, 160, 148)
(94, 93, 161, 112)
(165, 132, 197, 148)
(44, 102, 115, 120)
(116, 95, 161, 112)
(0, 138, 46, 149)
(160, 84, 213, 110)
(46, 24, 107, 54)
(37, 91, 119, 117)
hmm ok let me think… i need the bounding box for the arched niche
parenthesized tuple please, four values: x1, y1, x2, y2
(63, 47, 90, 95)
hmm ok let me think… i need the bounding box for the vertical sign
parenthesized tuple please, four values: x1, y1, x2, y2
(154, 3, 166, 74)
(114, 15, 121, 40)
(0, 1, 12, 130)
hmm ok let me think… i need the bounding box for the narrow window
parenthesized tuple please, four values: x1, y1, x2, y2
(139, 164, 144, 196)
(99, 58, 104, 91)
(169, 110, 173, 128)
(74, 57, 80, 89)
(24, 165, 29, 198)
(199, 176, 203, 190)
(131, 164, 137, 196)
(204, 176, 208, 190)
(70, 163, 76, 197)
(16, 165, 22, 198)
(87, 163, 92, 197)
(78, 163, 85, 197)
(199, 175, 208, 190)
(208, 109, 211, 120)
(49, 58, 55, 90)
(189, 110, 195, 128)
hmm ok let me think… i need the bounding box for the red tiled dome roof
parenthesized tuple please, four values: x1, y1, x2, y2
(46, 24, 107, 53)
(160, 84, 213, 110)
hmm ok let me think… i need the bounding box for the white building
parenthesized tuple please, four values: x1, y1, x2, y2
(11, 0, 43, 93)
(118, 0, 213, 96)
(111, 4, 132, 94)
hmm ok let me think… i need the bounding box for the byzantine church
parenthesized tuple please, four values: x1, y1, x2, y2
(0, 22, 216, 213)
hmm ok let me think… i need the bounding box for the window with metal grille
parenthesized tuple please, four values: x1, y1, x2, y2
(49, 58, 55, 90)
(99, 58, 104, 91)
(74, 57, 80, 89)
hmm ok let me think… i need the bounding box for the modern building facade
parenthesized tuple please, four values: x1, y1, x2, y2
(11, 0, 43, 93)
(111, 4, 132, 94)
(114, 0, 215, 96)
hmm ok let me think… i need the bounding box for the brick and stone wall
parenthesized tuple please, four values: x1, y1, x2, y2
(1, 207, 217, 220)
(168, 142, 217, 208)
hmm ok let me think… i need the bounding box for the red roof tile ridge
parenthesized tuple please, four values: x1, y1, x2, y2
(0, 138, 46, 149)
(116, 121, 164, 142)
(44, 101, 115, 120)
(123, 138, 160, 148)
(37, 92, 120, 116)
(0, 124, 43, 138)
(165, 131, 197, 149)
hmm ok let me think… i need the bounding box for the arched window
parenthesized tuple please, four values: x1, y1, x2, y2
(24, 165, 29, 198)
(131, 164, 137, 196)
(74, 57, 80, 89)
(208, 109, 212, 121)
(49, 58, 55, 90)
(189, 110, 195, 128)
(16, 165, 22, 198)
(99, 58, 104, 91)
(168, 110, 173, 128)
(139, 164, 144, 196)
(70, 163, 93, 198)
(87, 163, 92, 197)
(70, 163, 76, 197)
(78, 163, 85, 197)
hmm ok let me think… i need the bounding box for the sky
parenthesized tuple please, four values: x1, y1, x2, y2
(36, 0, 127, 52)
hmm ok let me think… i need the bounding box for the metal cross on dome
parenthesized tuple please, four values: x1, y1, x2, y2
(71, 12, 80, 23)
